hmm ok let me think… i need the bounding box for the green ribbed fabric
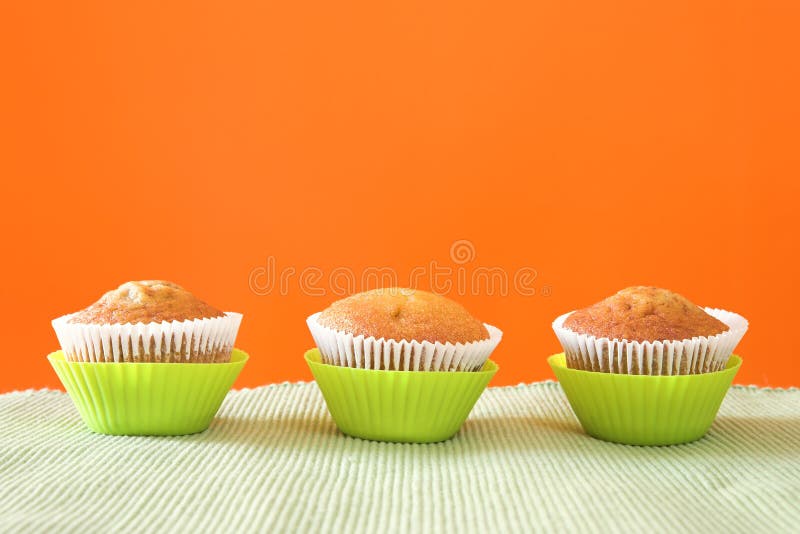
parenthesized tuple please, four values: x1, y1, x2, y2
(1, 383, 798, 533)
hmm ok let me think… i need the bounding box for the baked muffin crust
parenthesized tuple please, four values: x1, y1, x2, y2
(317, 288, 489, 344)
(563, 286, 729, 342)
(68, 280, 225, 325)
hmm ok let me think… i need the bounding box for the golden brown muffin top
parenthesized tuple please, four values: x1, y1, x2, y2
(317, 288, 489, 343)
(563, 286, 729, 342)
(68, 280, 225, 325)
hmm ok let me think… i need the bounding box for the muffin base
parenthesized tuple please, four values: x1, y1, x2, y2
(62, 348, 232, 364)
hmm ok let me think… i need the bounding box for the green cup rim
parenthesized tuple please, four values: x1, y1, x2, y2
(47, 348, 249, 366)
(548, 352, 742, 379)
(304, 348, 499, 376)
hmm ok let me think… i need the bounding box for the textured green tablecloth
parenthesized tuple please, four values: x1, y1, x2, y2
(1, 382, 798, 533)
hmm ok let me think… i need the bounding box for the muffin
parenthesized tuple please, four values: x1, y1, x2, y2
(552, 286, 747, 375)
(52, 280, 242, 363)
(307, 288, 502, 371)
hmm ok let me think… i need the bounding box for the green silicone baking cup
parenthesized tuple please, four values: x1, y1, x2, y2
(549, 353, 742, 446)
(48, 349, 249, 436)
(305, 348, 498, 443)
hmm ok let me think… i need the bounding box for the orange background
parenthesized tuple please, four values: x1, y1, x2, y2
(1, 1, 798, 392)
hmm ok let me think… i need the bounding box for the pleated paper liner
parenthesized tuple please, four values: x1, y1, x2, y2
(549, 353, 742, 446)
(52, 312, 243, 363)
(307, 312, 502, 371)
(552, 308, 747, 375)
(48, 348, 249, 435)
(305, 348, 498, 443)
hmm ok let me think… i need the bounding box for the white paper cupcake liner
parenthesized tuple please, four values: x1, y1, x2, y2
(552, 308, 748, 375)
(306, 312, 502, 372)
(52, 312, 243, 363)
